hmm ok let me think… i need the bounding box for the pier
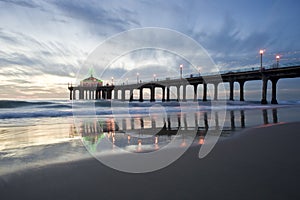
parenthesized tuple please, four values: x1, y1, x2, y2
(68, 63, 300, 104)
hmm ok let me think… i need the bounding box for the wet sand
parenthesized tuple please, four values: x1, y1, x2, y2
(1, 122, 300, 200)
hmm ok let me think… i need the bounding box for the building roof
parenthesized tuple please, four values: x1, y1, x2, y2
(82, 75, 102, 82)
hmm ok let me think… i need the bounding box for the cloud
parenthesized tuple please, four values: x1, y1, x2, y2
(49, 0, 140, 36)
(0, 0, 299, 99)
(0, 0, 39, 9)
(190, 13, 300, 70)
(0, 29, 81, 77)
(193, 15, 268, 55)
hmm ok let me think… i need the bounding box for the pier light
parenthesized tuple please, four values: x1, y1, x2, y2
(111, 77, 114, 85)
(137, 73, 139, 84)
(180, 64, 183, 79)
(259, 49, 265, 71)
(153, 74, 156, 81)
(259, 49, 264, 55)
(276, 55, 280, 68)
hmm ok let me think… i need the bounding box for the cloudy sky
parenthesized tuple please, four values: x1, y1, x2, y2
(0, 0, 300, 100)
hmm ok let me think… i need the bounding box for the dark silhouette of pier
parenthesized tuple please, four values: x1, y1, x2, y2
(68, 64, 300, 104)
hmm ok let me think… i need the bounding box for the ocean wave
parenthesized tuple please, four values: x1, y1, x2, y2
(0, 110, 73, 119)
(0, 100, 53, 108)
(0, 99, 299, 119)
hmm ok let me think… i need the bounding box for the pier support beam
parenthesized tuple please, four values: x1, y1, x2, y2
(272, 109, 278, 123)
(150, 86, 155, 102)
(193, 84, 198, 102)
(240, 110, 245, 128)
(162, 87, 166, 102)
(182, 85, 187, 101)
(69, 90, 73, 100)
(129, 89, 133, 102)
(203, 83, 207, 101)
(261, 76, 268, 104)
(121, 89, 125, 101)
(166, 87, 170, 102)
(239, 81, 245, 101)
(262, 109, 268, 124)
(96, 90, 100, 100)
(230, 110, 235, 130)
(215, 112, 219, 129)
(204, 112, 208, 130)
(271, 78, 279, 104)
(79, 90, 83, 100)
(107, 90, 112, 99)
(214, 83, 219, 100)
(102, 90, 106, 99)
(139, 88, 143, 102)
(176, 86, 180, 101)
(73, 90, 76, 100)
(114, 90, 118, 100)
(229, 80, 234, 101)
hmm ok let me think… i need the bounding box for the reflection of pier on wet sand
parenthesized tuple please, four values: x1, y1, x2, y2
(71, 108, 280, 150)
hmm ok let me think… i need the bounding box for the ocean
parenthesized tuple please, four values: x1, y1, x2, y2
(1, 99, 300, 175)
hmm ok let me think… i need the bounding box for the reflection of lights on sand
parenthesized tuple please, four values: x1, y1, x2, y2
(155, 136, 158, 144)
(107, 133, 111, 138)
(198, 136, 205, 145)
(127, 135, 131, 144)
(180, 139, 187, 147)
(137, 139, 142, 152)
(154, 136, 159, 150)
(107, 118, 115, 132)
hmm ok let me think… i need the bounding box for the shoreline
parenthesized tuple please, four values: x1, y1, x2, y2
(1, 122, 300, 199)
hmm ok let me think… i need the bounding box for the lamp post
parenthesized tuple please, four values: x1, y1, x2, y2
(259, 49, 264, 71)
(180, 64, 183, 79)
(259, 49, 265, 71)
(137, 73, 139, 84)
(111, 77, 114, 85)
(276, 55, 280, 68)
(153, 74, 156, 81)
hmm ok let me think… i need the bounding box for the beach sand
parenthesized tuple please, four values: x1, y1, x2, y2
(1, 122, 300, 200)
